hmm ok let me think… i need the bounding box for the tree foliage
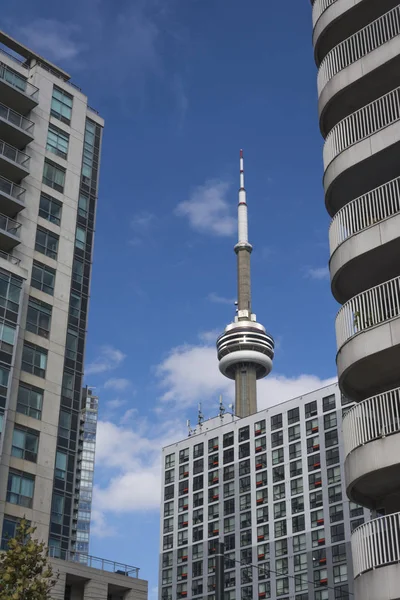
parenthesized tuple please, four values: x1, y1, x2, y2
(0, 519, 57, 600)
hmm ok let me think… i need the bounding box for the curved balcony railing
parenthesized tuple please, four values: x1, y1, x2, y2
(0, 102, 34, 135)
(318, 6, 400, 94)
(312, 0, 338, 28)
(324, 86, 400, 169)
(329, 176, 400, 254)
(0, 140, 30, 169)
(352, 512, 400, 578)
(336, 275, 400, 350)
(343, 386, 400, 457)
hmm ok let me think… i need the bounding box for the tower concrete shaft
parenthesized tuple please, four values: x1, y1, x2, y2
(217, 151, 274, 419)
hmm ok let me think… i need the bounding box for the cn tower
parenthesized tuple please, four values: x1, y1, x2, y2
(216, 150, 274, 418)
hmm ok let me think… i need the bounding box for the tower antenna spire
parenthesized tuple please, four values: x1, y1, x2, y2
(216, 150, 274, 418)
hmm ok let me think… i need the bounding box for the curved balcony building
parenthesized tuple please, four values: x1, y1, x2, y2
(311, 2, 400, 598)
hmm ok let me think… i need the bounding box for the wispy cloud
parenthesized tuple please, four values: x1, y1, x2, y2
(175, 180, 236, 236)
(85, 345, 126, 376)
(207, 292, 235, 305)
(106, 398, 128, 410)
(198, 328, 221, 343)
(104, 378, 132, 392)
(305, 266, 330, 281)
(15, 19, 83, 63)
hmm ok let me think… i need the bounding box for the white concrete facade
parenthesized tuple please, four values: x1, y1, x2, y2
(311, 1, 400, 598)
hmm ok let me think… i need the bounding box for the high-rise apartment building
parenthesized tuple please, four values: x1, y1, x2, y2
(0, 31, 148, 600)
(311, 2, 400, 598)
(159, 383, 369, 600)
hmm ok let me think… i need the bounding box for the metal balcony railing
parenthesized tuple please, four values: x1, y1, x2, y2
(343, 386, 400, 457)
(0, 62, 38, 100)
(318, 6, 400, 93)
(324, 85, 400, 169)
(0, 140, 30, 169)
(336, 275, 400, 350)
(0, 175, 25, 201)
(329, 176, 400, 254)
(47, 547, 140, 577)
(352, 512, 400, 578)
(0, 213, 20, 237)
(312, 0, 338, 28)
(0, 250, 20, 265)
(0, 101, 34, 135)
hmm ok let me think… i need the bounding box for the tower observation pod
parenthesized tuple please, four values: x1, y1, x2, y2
(216, 150, 274, 418)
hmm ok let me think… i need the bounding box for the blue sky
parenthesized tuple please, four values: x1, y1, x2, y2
(3, 0, 338, 594)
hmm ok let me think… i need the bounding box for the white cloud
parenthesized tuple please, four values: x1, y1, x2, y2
(104, 378, 131, 391)
(207, 292, 236, 305)
(16, 19, 83, 62)
(131, 211, 155, 232)
(90, 509, 117, 539)
(157, 344, 336, 410)
(175, 180, 236, 236)
(85, 345, 126, 376)
(306, 266, 330, 281)
(106, 398, 128, 410)
(198, 329, 221, 344)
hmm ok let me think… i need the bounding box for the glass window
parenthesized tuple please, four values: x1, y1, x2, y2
(306, 418, 319, 436)
(7, 470, 35, 507)
(255, 420, 266, 436)
(272, 448, 284, 465)
(55, 450, 67, 480)
(330, 504, 343, 523)
(334, 585, 350, 600)
(239, 426, 249, 442)
(0, 321, 16, 354)
(51, 493, 64, 525)
(311, 528, 325, 548)
(239, 442, 250, 459)
(43, 159, 66, 193)
(351, 518, 364, 532)
(288, 407, 300, 424)
(223, 465, 234, 481)
(21, 343, 47, 378)
(271, 430, 283, 448)
(326, 447, 340, 466)
(294, 553, 307, 572)
(193, 443, 203, 458)
(325, 430, 338, 448)
(333, 564, 347, 583)
(224, 498, 234, 516)
(75, 227, 86, 250)
(324, 412, 337, 430)
(72, 259, 84, 285)
(276, 577, 289, 597)
(293, 533, 306, 553)
(290, 441, 301, 459)
(291, 477, 303, 496)
(349, 502, 364, 518)
(289, 424, 301, 442)
(78, 193, 89, 218)
(327, 466, 341, 485)
(271, 414, 282, 430)
(323, 394, 336, 412)
(1, 515, 26, 550)
(179, 448, 189, 463)
(331, 523, 345, 543)
(292, 496, 304, 514)
(332, 543, 346, 563)
(46, 124, 69, 159)
(223, 448, 234, 464)
(290, 459, 302, 477)
(16, 383, 43, 420)
(39, 193, 62, 225)
(257, 506, 268, 524)
(273, 465, 285, 483)
(66, 328, 78, 360)
(51, 86, 73, 124)
(11, 427, 39, 462)
(223, 431, 234, 447)
(295, 573, 308, 593)
(31, 261, 55, 295)
(310, 490, 323, 509)
(305, 400, 317, 418)
(240, 511, 251, 529)
(35, 226, 59, 259)
(26, 297, 52, 339)
(255, 436, 266, 453)
(292, 514, 305, 533)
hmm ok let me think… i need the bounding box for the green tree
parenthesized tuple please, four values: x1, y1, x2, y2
(0, 519, 58, 599)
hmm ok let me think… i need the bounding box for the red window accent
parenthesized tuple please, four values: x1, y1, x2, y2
(320, 578, 328, 585)
(255, 429, 261, 435)
(259, 593, 266, 598)
(313, 444, 320, 451)
(182, 573, 188, 579)
(256, 498, 264, 504)
(314, 462, 321, 468)
(258, 553, 265, 559)
(183, 472, 189, 477)
(213, 461, 219, 466)
(256, 464, 263, 470)
(181, 592, 187, 597)
(213, 445, 218, 450)
(213, 529, 219, 535)
(255, 447, 262, 452)
(312, 426, 318, 432)
(317, 518, 324, 525)
(182, 556, 188, 561)
(315, 481, 322, 487)
(213, 495, 219, 501)
(183, 504, 188, 510)
(319, 557, 326, 564)
(183, 521, 188, 526)
(257, 534, 264, 541)
(256, 481, 262, 487)
(318, 538, 325, 545)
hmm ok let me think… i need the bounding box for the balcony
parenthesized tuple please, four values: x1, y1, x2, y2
(0, 102, 34, 149)
(329, 176, 400, 303)
(0, 175, 25, 216)
(336, 275, 400, 400)
(318, 5, 400, 136)
(0, 62, 39, 115)
(352, 513, 400, 600)
(0, 140, 30, 181)
(48, 547, 140, 578)
(324, 86, 400, 216)
(343, 387, 400, 507)
(0, 213, 20, 251)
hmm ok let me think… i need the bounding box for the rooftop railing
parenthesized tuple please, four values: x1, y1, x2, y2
(352, 512, 400, 578)
(0, 174, 26, 201)
(0, 140, 30, 169)
(0, 62, 38, 100)
(48, 547, 140, 578)
(318, 6, 400, 94)
(329, 176, 400, 255)
(336, 274, 400, 350)
(0, 101, 34, 135)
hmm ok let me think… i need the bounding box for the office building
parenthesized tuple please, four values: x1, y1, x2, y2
(0, 31, 147, 600)
(311, 2, 400, 598)
(217, 150, 274, 418)
(159, 383, 369, 600)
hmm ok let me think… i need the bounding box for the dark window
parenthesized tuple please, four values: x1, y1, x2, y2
(7, 470, 35, 507)
(42, 160, 66, 193)
(271, 414, 282, 430)
(332, 543, 346, 563)
(35, 226, 59, 259)
(288, 424, 301, 442)
(224, 499, 235, 516)
(78, 193, 89, 218)
(208, 438, 219, 452)
(193, 476, 203, 491)
(16, 383, 43, 420)
(289, 442, 301, 459)
(239, 426, 249, 442)
(324, 412, 337, 430)
(26, 297, 52, 338)
(308, 453, 321, 471)
(164, 486, 174, 501)
(341, 395, 353, 406)
(39, 193, 62, 225)
(310, 490, 323, 509)
(288, 407, 300, 424)
(193, 459, 203, 475)
(51, 86, 73, 124)
(349, 502, 364, 518)
(326, 447, 340, 466)
(193, 443, 203, 458)
(223, 465, 234, 481)
(239, 476, 250, 494)
(323, 394, 336, 412)
(330, 504, 343, 523)
(273, 465, 285, 483)
(1, 516, 27, 550)
(21, 343, 47, 378)
(329, 485, 342, 504)
(223, 448, 234, 464)
(305, 401, 317, 418)
(292, 496, 304, 515)
(223, 431, 234, 447)
(239, 459, 250, 476)
(11, 427, 39, 462)
(290, 460, 302, 477)
(179, 448, 189, 463)
(224, 534, 235, 551)
(334, 586, 350, 600)
(46, 123, 69, 159)
(271, 430, 283, 448)
(331, 523, 345, 543)
(325, 430, 338, 448)
(351, 518, 364, 532)
(239, 443, 250, 459)
(193, 492, 203, 507)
